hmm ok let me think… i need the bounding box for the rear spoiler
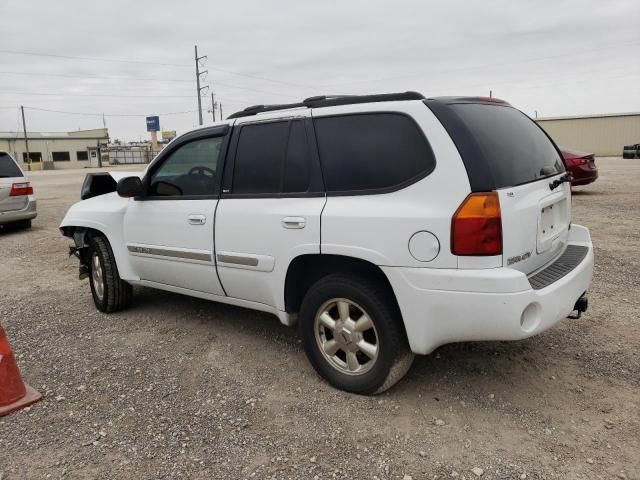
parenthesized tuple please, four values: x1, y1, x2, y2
(80, 171, 144, 200)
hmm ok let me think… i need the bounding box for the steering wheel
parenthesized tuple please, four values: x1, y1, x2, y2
(188, 166, 215, 177)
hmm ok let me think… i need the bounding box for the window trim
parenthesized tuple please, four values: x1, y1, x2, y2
(221, 117, 325, 199)
(311, 111, 437, 197)
(136, 125, 231, 201)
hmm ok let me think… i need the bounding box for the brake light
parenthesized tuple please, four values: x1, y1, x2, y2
(451, 192, 502, 256)
(9, 182, 33, 196)
(566, 157, 588, 166)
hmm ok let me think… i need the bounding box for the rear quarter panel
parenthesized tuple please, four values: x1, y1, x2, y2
(316, 101, 471, 268)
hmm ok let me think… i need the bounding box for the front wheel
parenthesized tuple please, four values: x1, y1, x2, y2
(299, 274, 414, 395)
(89, 235, 132, 313)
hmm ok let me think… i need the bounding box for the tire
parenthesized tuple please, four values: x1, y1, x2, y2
(13, 219, 31, 229)
(299, 273, 414, 395)
(88, 235, 132, 313)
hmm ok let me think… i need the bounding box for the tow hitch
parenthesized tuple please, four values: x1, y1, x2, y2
(568, 293, 588, 319)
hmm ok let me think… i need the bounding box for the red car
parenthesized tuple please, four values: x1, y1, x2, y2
(560, 148, 598, 186)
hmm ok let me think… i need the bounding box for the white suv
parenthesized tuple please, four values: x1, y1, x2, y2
(60, 92, 594, 394)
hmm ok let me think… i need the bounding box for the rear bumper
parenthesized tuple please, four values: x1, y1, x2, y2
(570, 165, 598, 186)
(0, 197, 37, 224)
(383, 224, 594, 355)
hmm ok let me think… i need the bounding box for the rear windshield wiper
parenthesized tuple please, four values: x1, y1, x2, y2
(549, 173, 572, 191)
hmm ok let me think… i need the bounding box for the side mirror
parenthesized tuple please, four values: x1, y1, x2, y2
(116, 176, 143, 198)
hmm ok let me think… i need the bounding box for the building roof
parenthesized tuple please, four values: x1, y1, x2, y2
(0, 128, 109, 140)
(537, 112, 640, 121)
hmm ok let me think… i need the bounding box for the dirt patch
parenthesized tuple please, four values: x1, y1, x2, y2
(0, 159, 638, 479)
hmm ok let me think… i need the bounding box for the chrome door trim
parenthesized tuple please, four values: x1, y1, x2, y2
(216, 253, 259, 267)
(127, 245, 212, 262)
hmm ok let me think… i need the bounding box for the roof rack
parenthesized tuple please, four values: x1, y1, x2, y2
(227, 91, 425, 119)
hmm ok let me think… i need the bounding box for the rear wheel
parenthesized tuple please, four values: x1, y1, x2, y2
(299, 274, 414, 395)
(89, 235, 132, 313)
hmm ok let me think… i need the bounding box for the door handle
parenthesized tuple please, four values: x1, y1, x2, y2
(281, 216, 306, 229)
(188, 214, 206, 225)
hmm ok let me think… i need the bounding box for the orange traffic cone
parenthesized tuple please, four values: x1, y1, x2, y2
(0, 325, 42, 416)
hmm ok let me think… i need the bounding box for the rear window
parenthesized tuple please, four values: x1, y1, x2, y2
(0, 153, 23, 178)
(449, 104, 564, 189)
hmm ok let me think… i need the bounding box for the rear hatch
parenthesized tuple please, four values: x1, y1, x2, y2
(426, 98, 570, 274)
(0, 153, 28, 212)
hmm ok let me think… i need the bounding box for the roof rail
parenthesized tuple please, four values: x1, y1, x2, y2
(227, 91, 425, 119)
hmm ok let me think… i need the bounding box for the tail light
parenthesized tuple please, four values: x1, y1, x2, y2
(566, 157, 588, 166)
(9, 182, 33, 196)
(451, 192, 502, 256)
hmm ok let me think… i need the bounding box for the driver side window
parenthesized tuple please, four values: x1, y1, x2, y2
(149, 136, 223, 197)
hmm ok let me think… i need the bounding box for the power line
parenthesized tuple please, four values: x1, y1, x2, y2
(318, 40, 640, 88)
(0, 70, 192, 83)
(0, 49, 316, 89)
(22, 106, 198, 117)
(2, 91, 194, 98)
(207, 66, 315, 89)
(0, 49, 190, 67)
(0, 71, 301, 98)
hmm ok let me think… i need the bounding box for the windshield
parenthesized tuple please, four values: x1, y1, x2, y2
(0, 153, 23, 178)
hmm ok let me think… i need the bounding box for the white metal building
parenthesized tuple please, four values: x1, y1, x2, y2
(537, 112, 640, 157)
(0, 128, 109, 170)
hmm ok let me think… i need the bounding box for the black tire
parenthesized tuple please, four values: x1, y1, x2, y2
(88, 235, 132, 313)
(299, 273, 414, 395)
(14, 219, 32, 229)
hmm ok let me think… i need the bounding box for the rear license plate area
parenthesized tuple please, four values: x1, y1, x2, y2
(538, 198, 567, 252)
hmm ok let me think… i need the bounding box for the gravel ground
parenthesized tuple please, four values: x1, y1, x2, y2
(0, 159, 638, 480)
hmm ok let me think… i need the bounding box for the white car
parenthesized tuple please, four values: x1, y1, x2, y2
(60, 93, 593, 394)
(0, 151, 36, 228)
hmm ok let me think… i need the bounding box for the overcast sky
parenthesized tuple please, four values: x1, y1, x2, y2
(1, 0, 638, 141)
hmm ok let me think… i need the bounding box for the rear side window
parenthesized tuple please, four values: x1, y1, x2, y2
(283, 121, 311, 193)
(232, 120, 314, 195)
(313, 113, 435, 193)
(233, 122, 288, 194)
(448, 104, 564, 189)
(0, 153, 22, 178)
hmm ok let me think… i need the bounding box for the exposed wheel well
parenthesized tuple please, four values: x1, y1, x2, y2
(284, 254, 402, 319)
(61, 226, 109, 275)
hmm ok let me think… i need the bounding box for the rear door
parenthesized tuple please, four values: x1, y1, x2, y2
(214, 111, 325, 310)
(427, 100, 570, 274)
(0, 153, 28, 213)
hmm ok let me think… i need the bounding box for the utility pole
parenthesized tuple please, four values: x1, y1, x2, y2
(489, 90, 492, 99)
(219, 102, 223, 120)
(20, 106, 31, 171)
(210, 92, 216, 122)
(97, 140, 103, 168)
(194, 45, 208, 126)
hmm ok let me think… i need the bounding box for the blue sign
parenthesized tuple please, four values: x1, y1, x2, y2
(146, 116, 160, 132)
